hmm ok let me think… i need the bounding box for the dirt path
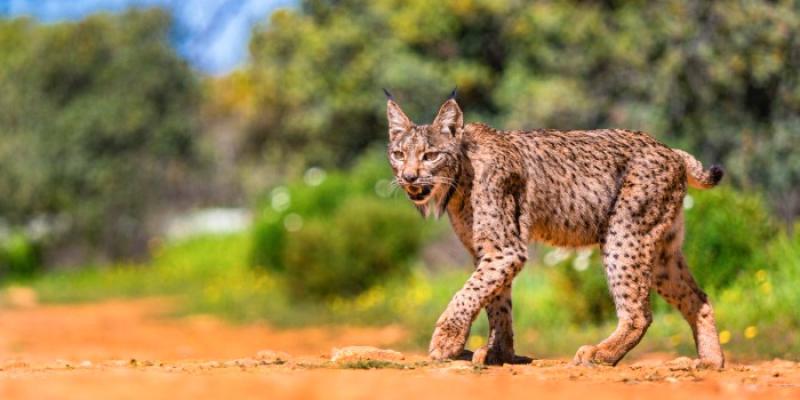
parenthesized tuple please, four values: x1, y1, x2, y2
(1, 299, 798, 399)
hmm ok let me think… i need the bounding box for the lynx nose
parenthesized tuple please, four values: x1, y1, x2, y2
(402, 172, 418, 184)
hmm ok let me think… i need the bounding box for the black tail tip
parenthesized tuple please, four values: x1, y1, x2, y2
(709, 164, 724, 184)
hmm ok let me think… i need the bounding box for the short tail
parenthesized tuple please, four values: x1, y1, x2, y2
(673, 149, 724, 189)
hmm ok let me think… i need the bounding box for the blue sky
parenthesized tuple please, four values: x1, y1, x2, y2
(0, 0, 294, 74)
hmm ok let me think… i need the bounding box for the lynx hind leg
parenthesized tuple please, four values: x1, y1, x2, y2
(574, 160, 685, 366)
(573, 223, 655, 366)
(653, 214, 724, 368)
(472, 284, 515, 365)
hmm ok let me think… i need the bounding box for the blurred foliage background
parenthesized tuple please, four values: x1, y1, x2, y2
(1, 0, 800, 360)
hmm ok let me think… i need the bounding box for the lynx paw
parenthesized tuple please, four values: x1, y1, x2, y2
(694, 358, 724, 370)
(429, 324, 467, 361)
(471, 345, 515, 366)
(571, 345, 617, 367)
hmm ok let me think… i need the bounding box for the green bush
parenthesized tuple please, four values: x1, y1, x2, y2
(0, 10, 201, 262)
(683, 186, 778, 289)
(533, 248, 616, 325)
(283, 197, 422, 300)
(727, 224, 800, 326)
(707, 224, 800, 359)
(0, 232, 42, 279)
(250, 150, 429, 300)
(759, 225, 800, 333)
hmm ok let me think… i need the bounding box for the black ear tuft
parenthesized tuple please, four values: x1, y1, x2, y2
(382, 88, 394, 100)
(448, 87, 457, 100)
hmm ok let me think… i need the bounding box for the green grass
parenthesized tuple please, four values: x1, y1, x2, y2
(5, 232, 800, 361)
(338, 360, 408, 369)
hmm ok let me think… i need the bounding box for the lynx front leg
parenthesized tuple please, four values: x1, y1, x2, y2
(429, 178, 528, 361)
(472, 284, 515, 365)
(429, 245, 526, 361)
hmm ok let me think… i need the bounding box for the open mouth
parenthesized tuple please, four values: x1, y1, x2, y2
(406, 184, 432, 202)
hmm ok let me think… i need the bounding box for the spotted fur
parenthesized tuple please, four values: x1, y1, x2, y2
(386, 96, 725, 368)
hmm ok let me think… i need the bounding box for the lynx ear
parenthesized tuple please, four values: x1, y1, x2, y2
(386, 99, 412, 139)
(432, 98, 463, 138)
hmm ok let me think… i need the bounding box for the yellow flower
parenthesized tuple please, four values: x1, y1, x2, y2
(744, 326, 758, 339)
(760, 282, 772, 295)
(719, 330, 732, 344)
(755, 269, 767, 282)
(468, 335, 485, 349)
(448, 0, 474, 16)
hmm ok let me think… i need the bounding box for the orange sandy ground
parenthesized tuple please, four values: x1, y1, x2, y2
(1, 299, 798, 400)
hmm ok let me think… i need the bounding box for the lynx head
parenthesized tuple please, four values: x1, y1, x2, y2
(385, 89, 463, 217)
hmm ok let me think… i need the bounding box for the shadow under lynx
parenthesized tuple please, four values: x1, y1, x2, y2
(386, 91, 725, 368)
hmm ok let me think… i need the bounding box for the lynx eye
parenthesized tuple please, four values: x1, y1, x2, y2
(422, 152, 442, 162)
(391, 151, 405, 161)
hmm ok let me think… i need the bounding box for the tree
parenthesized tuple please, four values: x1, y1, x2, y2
(0, 9, 202, 262)
(244, 0, 800, 222)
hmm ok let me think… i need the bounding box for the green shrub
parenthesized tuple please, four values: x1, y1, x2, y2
(723, 223, 800, 326)
(0, 232, 42, 279)
(534, 248, 616, 325)
(0, 11, 202, 262)
(683, 186, 777, 289)
(708, 223, 800, 359)
(250, 150, 428, 300)
(251, 176, 350, 272)
(283, 197, 422, 300)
